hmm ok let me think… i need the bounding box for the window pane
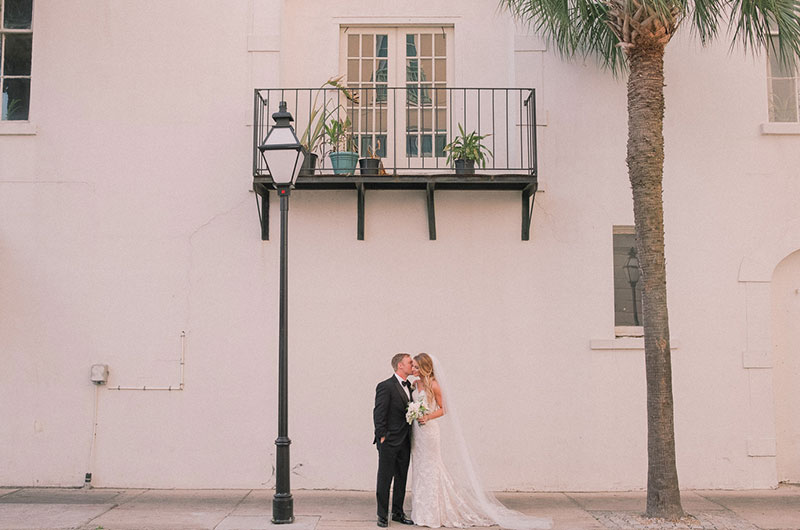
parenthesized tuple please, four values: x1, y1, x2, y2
(2, 78, 30, 120)
(435, 85, 447, 106)
(376, 59, 388, 82)
(362, 60, 374, 83)
(434, 33, 446, 56)
(3, 0, 33, 29)
(613, 233, 643, 327)
(376, 134, 387, 157)
(406, 59, 418, 82)
(406, 84, 418, 106)
(360, 135, 372, 157)
(376, 84, 387, 104)
(435, 59, 447, 82)
(769, 78, 799, 122)
(767, 34, 799, 123)
(435, 109, 446, 131)
(406, 135, 418, 156)
(348, 34, 359, 57)
(4, 33, 32, 75)
(376, 34, 388, 58)
(421, 59, 433, 83)
(435, 134, 447, 157)
(420, 34, 432, 57)
(348, 59, 359, 82)
(769, 50, 795, 78)
(406, 34, 417, 57)
(376, 108, 387, 132)
(362, 34, 374, 58)
(769, 35, 796, 78)
(421, 109, 432, 131)
(361, 109, 373, 131)
(406, 108, 419, 131)
(420, 84, 432, 106)
(421, 134, 432, 157)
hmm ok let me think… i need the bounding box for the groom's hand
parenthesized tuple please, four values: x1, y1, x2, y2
(380, 436, 386, 443)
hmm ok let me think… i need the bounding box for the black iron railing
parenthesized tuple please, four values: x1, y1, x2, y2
(253, 87, 537, 178)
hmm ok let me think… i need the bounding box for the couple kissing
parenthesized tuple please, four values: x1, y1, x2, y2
(372, 352, 552, 529)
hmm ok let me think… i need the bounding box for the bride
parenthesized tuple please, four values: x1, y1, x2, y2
(409, 353, 552, 529)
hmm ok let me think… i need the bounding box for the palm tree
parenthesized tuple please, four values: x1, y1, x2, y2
(501, 0, 800, 519)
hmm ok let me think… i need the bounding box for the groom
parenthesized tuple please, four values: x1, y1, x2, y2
(373, 353, 415, 528)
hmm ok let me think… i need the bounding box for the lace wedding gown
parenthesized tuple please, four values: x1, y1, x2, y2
(411, 389, 494, 528)
(410, 388, 552, 529)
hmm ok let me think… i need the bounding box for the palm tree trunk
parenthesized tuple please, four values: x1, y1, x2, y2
(626, 40, 684, 520)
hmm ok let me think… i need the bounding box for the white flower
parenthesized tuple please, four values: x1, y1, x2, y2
(406, 401, 429, 425)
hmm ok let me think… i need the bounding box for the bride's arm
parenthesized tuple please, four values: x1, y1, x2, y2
(419, 380, 445, 424)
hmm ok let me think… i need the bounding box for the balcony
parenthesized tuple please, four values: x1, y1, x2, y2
(252, 87, 538, 240)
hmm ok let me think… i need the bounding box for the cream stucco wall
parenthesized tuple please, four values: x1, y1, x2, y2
(1, 0, 799, 491)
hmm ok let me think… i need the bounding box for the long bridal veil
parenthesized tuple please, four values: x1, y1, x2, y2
(429, 354, 552, 530)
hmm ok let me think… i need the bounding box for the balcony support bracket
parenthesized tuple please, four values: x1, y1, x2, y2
(254, 184, 270, 241)
(426, 182, 437, 240)
(522, 180, 538, 241)
(357, 182, 366, 241)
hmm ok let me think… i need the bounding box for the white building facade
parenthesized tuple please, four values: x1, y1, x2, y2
(1, 0, 799, 492)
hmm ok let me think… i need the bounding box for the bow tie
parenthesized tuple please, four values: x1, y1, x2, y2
(402, 380, 412, 389)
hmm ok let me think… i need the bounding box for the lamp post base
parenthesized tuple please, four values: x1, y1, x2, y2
(272, 493, 294, 524)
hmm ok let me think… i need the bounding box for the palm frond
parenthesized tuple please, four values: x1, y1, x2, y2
(502, 0, 627, 72)
(728, 0, 800, 67)
(688, 0, 725, 43)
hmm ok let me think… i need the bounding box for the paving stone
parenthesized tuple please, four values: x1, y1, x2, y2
(590, 511, 760, 530)
(215, 514, 319, 530)
(0, 503, 112, 530)
(0, 488, 124, 504)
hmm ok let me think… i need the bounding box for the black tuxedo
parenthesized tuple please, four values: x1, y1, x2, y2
(373, 375, 413, 520)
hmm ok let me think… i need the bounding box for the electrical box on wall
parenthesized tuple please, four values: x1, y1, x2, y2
(90, 364, 109, 384)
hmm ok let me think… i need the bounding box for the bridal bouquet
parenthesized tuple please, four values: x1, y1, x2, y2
(406, 401, 429, 425)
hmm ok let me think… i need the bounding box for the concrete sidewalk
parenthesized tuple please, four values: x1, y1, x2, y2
(0, 486, 798, 530)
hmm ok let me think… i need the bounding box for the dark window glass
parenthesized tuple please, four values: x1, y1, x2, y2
(613, 232, 644, 327)
(359, 135, 371, 157)
(421, 134, 432, 157)
(1, 0, 33, 120)
(435, 134, 446, 157)
(376, 34, 388, 58)
(4, 33, 32, 75)
(3, 77, 30, 120)
(3, 0, 33, 29)
(375, 134, 386, 157)
(406, 135, 418, 157)
(375, 59, 388, 83)
(406, 34, 416, 57)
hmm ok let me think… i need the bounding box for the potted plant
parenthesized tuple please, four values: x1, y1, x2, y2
(325, 116, 359, 175)
(299, 76, 359, 175)
(444, 124, 493, 175)
(358, 140, 383, 176)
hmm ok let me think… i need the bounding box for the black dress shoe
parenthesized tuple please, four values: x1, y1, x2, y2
(377, 516, 388, 527)
(392, 513, 415, 525)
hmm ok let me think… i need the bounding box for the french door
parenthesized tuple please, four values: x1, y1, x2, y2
(340, 26, 454, 170)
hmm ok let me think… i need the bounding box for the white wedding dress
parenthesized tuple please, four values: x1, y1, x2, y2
(409, 359, 552, 530)
(411, 389, 495, 528)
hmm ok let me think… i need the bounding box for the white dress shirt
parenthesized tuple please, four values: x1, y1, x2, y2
(394, 373, 411, 400)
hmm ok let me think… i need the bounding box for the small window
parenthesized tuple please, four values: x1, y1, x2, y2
(767, 34, 799, 123)
(1, 0, 33, 121)
(613, 227, 643, 335)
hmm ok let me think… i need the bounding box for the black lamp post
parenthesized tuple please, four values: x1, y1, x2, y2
(258, 101, 304, 525)
(624, 247, 641, 326)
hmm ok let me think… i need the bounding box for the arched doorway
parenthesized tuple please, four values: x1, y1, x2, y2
(773, 249, 800, 484)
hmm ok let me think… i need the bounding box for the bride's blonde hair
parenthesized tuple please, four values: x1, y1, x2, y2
(414, 353, 436, 407)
